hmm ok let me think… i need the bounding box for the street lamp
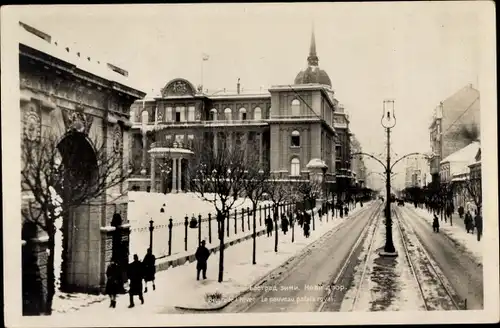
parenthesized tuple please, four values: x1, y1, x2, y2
(380, 100, 398, 256)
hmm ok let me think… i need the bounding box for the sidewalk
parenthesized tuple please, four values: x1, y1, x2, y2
(52, 202, 372, 316)
(409, 207, 483, 265)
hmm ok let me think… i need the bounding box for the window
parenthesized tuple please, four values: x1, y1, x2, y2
(291, 99, 300, 117)
(291, 130, 300, 147)
(239, 108, 247, 120)
(141, 110, 149, 124)
(166, 107, 172, 121)
(224, 108, 232, 121)
(175, 134, 184, 147)
(290, 158, 300, 176)
(254, 107, 262, 120)
(210, 108, 217, 121)
(335, 160, 341, 173)
(335, 145, 342, 158)
(187, 134, 194, 148)
(175, 107, 183, 122)
(188, 106, 195, 121)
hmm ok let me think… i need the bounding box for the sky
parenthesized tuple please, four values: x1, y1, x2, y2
(17, 2, 484, 190)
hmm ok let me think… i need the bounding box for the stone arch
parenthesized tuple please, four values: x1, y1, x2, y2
(161, 78, 197, 98)
(55, 131, 101, 293)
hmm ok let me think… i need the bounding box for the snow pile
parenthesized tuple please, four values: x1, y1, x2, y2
(342, 208, 425, 311)
(52, 202, 371, 315)
(411, 207, 483, 264)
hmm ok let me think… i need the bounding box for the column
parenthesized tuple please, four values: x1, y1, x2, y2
(228, 132, 233, 150)
(177, 158, 182, 192)
(172, 158, 177, 193)
(258, 132, 263, 166)
(141, 132, 147, 175)
(213, 132, 218, 153)
(150, 155, 156, 192)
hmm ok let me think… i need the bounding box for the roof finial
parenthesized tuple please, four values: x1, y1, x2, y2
(308, 22, 318, 66)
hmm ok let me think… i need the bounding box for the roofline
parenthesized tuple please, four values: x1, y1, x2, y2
(20, 43, 146, 99)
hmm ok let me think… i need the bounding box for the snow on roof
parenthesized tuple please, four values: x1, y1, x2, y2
(18, 22, 145, 93)
(441, 141, 480, 165)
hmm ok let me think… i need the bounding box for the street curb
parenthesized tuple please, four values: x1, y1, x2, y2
(173, 204, 375, 312)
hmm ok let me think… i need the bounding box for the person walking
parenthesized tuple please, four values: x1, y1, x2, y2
(195, 240, 210, 280)
(142, 248, 156, 293)
(344, 205, 349, 217)
(464, 210, 473, 233)
(303, 220, 310, 238)
(105, 259, 121, 308)
(266, 215, 273, 237)
(458, 206, 464, 219)
(474, 210, 483, 241)
(127, 254, 144, 308)
(281, 214, 289, 235)
(432, 214, 440, 233)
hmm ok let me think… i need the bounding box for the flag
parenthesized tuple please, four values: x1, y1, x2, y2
(202, 53, 209, 61)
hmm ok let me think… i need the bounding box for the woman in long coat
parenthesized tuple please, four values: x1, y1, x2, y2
(105, 259, 121, 308)
(142, 248, 156, 293)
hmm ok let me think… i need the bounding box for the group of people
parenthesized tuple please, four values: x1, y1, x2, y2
(425, 201, 483, 241)
(105, 248, 157, 308)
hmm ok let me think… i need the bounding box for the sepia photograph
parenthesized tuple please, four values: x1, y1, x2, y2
(1, 2, 498, 327)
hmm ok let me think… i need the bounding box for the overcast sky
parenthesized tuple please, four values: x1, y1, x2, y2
(17, 2, 484, 190)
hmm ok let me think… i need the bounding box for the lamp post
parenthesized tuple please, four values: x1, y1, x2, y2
(380, 100, 397, 256)
(321, 166, 328, 221)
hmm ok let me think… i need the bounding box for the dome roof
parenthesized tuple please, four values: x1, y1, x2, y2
(294, 26, 332, 88)
(294, 66, 332, 87)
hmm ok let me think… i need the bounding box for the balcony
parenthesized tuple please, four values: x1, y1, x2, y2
(131, 118, 268, 130)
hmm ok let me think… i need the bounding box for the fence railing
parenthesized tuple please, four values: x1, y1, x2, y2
(129, 202, 302, 260)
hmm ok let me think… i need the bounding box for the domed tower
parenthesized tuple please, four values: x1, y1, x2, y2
(294, 27, 332, 87)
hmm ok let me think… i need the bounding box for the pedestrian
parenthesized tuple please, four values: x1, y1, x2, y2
(339, 205, 344, 218)
(458, 206, 464, 219)
(303, 221, 310, 238)
(318, 208, 323, 222)
(127, 254, 144, 308)
(281, 214, 289, 235)
(464, 210, 473, 233)
(195, 240, 210, 280)
(432, 214, 440, 233)
(297, 211, 304, 228)
(474, 210, 482, 242)
(344, 205, 349, 217)
(142, 248, 156, 293)
(266, 215, 273, 237)
(105, 259, 121, 308)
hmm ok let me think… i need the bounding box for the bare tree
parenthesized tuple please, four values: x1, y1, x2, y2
(464, 174, 482, 215)
(296, 178, 323, 230)
(240, 145, 270, 265)
(265, 174, 295, 252)
(21, 129, 130, 315)
(188, 137, 248, 282)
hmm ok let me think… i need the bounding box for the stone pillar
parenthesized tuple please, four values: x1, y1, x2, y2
(141, 132, 147, 175)
(172, 158, 177, 193)
(150, 155, 156, 192)
(258, 132, 263, 166)
(214, 132, 218, 153)
(177, 158, 183, 192)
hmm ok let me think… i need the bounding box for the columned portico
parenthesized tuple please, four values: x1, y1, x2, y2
(148, 147, 194, 193)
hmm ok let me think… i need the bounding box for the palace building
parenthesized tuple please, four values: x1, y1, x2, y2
(128, 29, 357, 199)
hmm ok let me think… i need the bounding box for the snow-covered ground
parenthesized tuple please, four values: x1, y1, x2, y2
(410, 207, 483, 264)
(341, 207, 425, 311)
(52, 202, 370, 315)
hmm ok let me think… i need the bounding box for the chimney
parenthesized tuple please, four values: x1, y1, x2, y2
(237, 78, 241, 95)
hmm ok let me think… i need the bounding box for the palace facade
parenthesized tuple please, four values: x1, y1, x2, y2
(128, 30, 359, 199)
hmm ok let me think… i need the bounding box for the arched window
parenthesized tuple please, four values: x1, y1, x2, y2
(239, 108, 247, 120)
(291, 130, 300, 147)
(224, 108, 232, 121)
(291, 99, 300, 117)
(254, 107, 262, 120)
(290, 158, 300, 176)
(210, 108, 218, 121)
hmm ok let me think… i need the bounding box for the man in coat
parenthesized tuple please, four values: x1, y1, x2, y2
(281, 214, 289, 235)
(266, 215, 273, 237)
(142, 248, 156, 293)
(464, 210, 473, 233)
(105, 259, 120, 308)
(474, 210, 483, 241)
(195, 240, 210, 280)
(127, 254, 144, 308)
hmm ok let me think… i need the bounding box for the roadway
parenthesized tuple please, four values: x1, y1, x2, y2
(397, 205, 483, 310)
(221, 201, 382, 313)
